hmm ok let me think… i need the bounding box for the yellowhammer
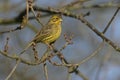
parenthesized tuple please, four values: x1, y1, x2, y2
(20, 14, 62, 55)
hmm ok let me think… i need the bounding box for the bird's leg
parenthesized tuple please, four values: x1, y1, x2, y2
(46, 43, 54, 50)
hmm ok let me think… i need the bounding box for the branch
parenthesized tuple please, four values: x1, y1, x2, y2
(77, 7, 120, 67)
(0, 50, 43, 65)
(82, 2, 120, 9)
(0, 6, 90, 25)
(5, 59, 20, 80)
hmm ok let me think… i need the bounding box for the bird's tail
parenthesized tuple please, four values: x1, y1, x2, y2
(19, 42, 34, 55)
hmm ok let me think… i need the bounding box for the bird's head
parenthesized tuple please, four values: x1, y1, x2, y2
(48, 14, 62, 25)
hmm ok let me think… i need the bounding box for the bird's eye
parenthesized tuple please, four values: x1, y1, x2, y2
(52, 17, 59, 22)
(55, 18, 58, 20)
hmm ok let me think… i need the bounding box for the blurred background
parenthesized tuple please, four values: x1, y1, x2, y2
(0, 0, 120, 80)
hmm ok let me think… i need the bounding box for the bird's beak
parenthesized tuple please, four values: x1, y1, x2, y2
(60, 19, 63, 22)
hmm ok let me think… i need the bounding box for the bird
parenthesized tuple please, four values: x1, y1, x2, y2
(20, 14, 63, 55)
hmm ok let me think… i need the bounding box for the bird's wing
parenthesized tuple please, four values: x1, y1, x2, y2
(32, 23, 54, 42)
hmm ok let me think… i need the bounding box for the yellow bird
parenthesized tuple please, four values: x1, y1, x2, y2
(20, 14, 63, 55)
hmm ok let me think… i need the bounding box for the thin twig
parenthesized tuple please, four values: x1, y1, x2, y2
(29, 1, 45, 27)
(62, 0, 89, 10)
(82, 2, 120, 9)
(0, 15, 27, 34)
(103, 8, 120, 33)
(59, 33, 73, 52)
(26, 0, 29, 23)
(32, 44, 39, 61)
(0, 50, 42, 65)
(95, 7, 120, 80)
(4, 37, 9, 53)
(75, 70, 88, 80)
(49, 59, 77, 67)
(43, 63, 48, 80)
(78, 42, 104, 65)
(5, 59, 20, 80)
(67, 73, 71, 80)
